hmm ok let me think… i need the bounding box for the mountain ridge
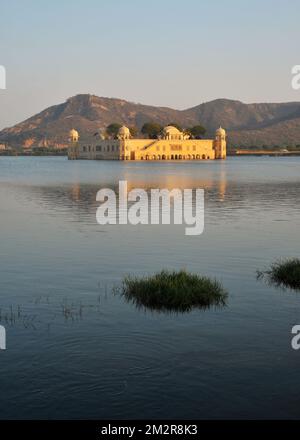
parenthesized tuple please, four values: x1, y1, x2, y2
(1, 94, 300, 148)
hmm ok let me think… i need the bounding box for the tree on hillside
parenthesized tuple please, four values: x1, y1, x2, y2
(129, 126, 139, 138)
(187, 125, 206, 139)
(141, 122, 163, 139)
(106, 123, 122, 138)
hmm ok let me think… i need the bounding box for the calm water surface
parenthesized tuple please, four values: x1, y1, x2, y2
(0, 156, 300, 419)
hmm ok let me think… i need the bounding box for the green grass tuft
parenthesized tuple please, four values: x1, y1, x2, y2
(257, 258, 300, 291)
(117, 270, 228, 312)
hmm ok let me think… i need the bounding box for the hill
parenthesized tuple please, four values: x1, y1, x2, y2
(1, 94, 300, 148)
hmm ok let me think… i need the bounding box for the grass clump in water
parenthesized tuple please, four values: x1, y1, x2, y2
(118, 270, 228, 312)
(257, 258, 300, 291)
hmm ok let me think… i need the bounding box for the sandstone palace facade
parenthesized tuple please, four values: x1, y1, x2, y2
(68, 125, 226, 161)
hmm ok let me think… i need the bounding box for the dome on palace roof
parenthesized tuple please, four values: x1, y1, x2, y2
(69, 128, 79, 137)
(117, 125, 131, 139)
(118, 126, 130, 135)
(69, 128, 79, 142)
(163, 125, 181, 134)
(216, 126, 226, 136)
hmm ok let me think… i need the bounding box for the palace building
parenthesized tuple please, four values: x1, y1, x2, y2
(68, 125, 226, 161)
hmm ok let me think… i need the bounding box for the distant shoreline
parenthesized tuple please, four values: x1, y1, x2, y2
(234, 150, 300, 157)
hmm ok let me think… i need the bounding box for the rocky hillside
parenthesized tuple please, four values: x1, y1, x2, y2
(1, 94, 300, 148)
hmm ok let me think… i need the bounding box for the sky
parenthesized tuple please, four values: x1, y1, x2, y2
(0, 0, 300, 129)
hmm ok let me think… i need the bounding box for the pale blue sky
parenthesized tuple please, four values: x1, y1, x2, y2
(0, 0, 300, 129)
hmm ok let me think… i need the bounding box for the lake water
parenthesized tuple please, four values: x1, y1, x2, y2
(0, 156, 300, 419)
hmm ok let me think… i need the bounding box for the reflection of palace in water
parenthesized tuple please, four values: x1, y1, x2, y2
(16, 168, 300, 226)
(68, 125, 226, 161)
(18, 171, 228, 221)
(59, 171, 229, 215)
